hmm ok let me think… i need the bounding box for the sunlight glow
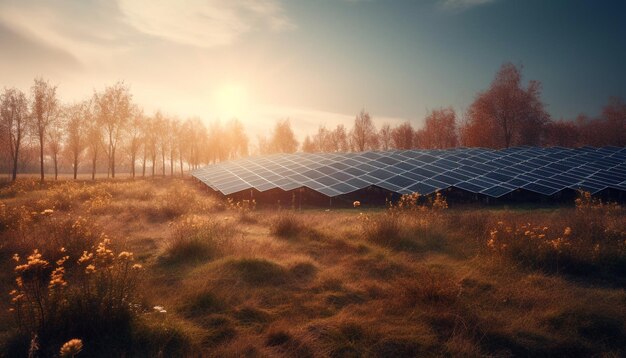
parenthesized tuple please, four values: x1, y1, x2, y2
(213, 84, 250, 120)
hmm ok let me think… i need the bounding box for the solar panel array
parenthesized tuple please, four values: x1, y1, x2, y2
(191, 147, 626, 198)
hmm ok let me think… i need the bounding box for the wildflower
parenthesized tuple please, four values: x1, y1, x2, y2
(56, 256, 69, 266)
(153, 305, 167, 313)
(85, 264, 96, 274)
(49, 267, 67, 289)
(59, 338, 83, 357)
(40, 209, 54, 216)
(12, 254, 19, 262)
(353, 201, 361, 208)
(118, 251, 134, 261)
(77, 251, 93, 265)
(563, 227, 572, 237)
(132, 264, 143, 270)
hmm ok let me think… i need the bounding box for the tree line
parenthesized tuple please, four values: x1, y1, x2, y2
(0, 80, 249, 181)
(299, 62, 625, 154)
(1, 63, 625, 181)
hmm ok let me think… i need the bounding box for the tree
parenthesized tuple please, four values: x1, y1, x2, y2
(419, 108, 458, 149)
(543, 120, 579, 147)
(226, 118, 249, 159)
(269, 119, 298, 153)
(601, 97, 626, 146)
(31, 77, 59, 181)
(330, 124, 349, 152)
(94, 82, 132, 178)
(86, 120, 103, 180)
(462, 63, 549, 148)
(64, 101, 90, 180)
(0, 88, 29, 181)
(378, 123, 392, 150)
(350, 109, 378, 152)
(391, 122, 414, 149)
(47, 114, 65, 180)
(126, 107, 144, 178)
(301, 135, 316, 153)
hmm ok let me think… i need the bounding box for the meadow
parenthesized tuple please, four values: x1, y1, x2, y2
(0, 178, 625, 357)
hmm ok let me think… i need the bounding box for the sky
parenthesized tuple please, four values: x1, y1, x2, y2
(0, 0, 624, 140)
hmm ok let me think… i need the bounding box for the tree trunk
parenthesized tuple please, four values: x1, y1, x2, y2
(111, 146, 116, 178)
(131, 153, 136, 179)
(53, 153, 58, 180)
(170, 149, 174, 176)
(151, 155, 156, 177)
(142, 156, 146, 177)
(73, 154, 78, 180)
(179, 151, 184, 177)
(162, 152, 166, 176)
(91, 156, 96, 180)
(11, 146, 19, 182)
(39, 133, 45, 182)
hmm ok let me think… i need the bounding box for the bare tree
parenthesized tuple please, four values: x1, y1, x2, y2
(64, 101, 90, 180)
(86, 119, 103, 180)
(94, 82, 132, 178)
(0, 88, 29, 181)
(330, 124, 349, 152)
(350, 109, 378, 152)
(47, 114, 65, 180)
(126, 107, 144, 179)
(31, 77, 58, 181)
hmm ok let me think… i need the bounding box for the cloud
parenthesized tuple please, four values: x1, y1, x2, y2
(0, 0, 131, 64)
(437, 0, 498, 11)
(116, 0, 295, 48)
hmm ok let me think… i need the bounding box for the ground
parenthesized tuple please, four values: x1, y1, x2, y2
(0, 178, 625, 357)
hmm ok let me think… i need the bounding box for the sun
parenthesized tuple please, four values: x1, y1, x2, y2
(214, 84, 250, 120)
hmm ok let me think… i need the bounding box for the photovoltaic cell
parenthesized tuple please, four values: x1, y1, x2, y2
(191, 147, 626, 199)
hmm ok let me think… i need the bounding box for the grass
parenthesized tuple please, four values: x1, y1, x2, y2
(0, 178, 625, 356)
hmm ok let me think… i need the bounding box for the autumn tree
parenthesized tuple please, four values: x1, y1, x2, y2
(330, 124, 349, 152)
(391, 121, 414, 149)
(31, 77, 59, 181)
(462, 63, 549, 148)
(543, 120, 579, 147)
(418, 108, 458, 149)
(601, 97, 626, 146)
(0, 88, 29, 181)
(126, 107, 144, 178)
(47, 114, 65, 180)
(94, 81, 132, 178)
(301, 135, 316, 152)
(64, 101, 90, 179)
(226, 118, 249, 159)
(350, 110, 378, 152)
(86, 120, 103, 180)
(270, 119, 298, 153)
(378, 123, 392, 150)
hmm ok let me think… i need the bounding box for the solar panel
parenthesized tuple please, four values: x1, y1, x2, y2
(191, 147, 626, 199)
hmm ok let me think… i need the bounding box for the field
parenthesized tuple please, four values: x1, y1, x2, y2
(0, 178, 625, 357)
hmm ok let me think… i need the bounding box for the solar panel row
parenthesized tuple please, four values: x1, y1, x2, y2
(191, 146, 626, 198)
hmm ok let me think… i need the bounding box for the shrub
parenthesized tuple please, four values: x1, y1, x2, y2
(270, 212, 305, 238)
(7, 239, 143, 356)
(164, 216, 235, 263)
(361, 212, 402, 247)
